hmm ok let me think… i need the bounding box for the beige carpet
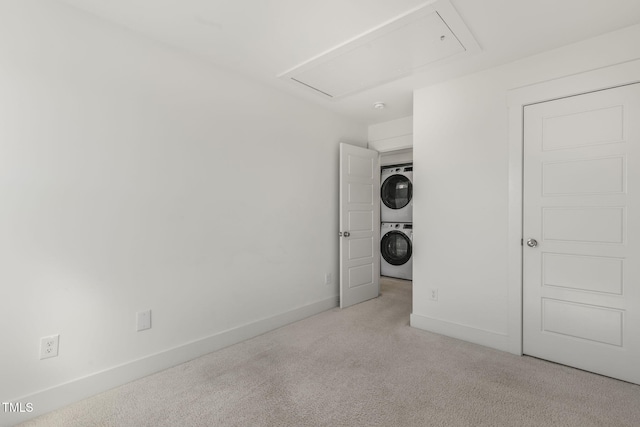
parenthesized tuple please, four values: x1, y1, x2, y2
(20, 278, 640, 426)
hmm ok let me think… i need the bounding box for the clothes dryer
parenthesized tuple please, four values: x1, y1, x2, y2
(380, 222, 413, 280)
(380, 164, 413, 223)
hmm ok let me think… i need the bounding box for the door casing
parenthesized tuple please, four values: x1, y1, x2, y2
(506, 59, 640, 355)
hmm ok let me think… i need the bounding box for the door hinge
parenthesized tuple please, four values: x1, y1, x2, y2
(521, 238, 523, 246)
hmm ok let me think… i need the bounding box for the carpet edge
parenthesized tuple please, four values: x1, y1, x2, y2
(5, 295, 339, 427)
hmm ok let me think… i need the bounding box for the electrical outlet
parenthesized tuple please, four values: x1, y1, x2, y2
(324, 272, 333, 285)
(40, 335, 59, 360)
(429, 288, 438, 301)
(136, 310, 152, 332)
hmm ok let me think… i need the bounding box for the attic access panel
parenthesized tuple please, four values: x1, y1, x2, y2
(278, 0, 479, 99)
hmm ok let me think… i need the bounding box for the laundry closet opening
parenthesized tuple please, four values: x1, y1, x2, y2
(380, 148, 413, 289)
(339, 117, 413, 309)
(366, 116, 414, 312)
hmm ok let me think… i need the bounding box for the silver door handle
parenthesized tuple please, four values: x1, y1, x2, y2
(526, 238, 538, 248)
(343, 231, 350, 237)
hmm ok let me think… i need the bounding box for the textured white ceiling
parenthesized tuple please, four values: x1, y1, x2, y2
(57, 0, 640, 124)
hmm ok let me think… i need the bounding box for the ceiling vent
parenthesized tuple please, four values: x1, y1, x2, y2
(278, 0, 479, 100)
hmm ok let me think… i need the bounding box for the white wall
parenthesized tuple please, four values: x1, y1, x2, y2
(411, 24, 640, 351)
(0, 1, 366, 423)
(368, 116, 413, 153)
(380, 148, 413, 167)
(368, 116, 413, 165)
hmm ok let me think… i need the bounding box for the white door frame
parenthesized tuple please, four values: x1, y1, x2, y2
(506, 59, 640, 355)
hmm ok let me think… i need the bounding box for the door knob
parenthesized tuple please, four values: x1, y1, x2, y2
(526, 238, 538, 248)
(343, 231, 350, 237)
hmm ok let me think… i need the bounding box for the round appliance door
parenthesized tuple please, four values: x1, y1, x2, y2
(381, 231, 412, 266)
(381, 174, 412, 209)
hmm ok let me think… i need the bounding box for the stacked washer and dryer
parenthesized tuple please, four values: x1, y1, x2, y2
(380, 164, 413, 280)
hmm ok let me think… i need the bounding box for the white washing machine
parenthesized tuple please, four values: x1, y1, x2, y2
(381, 164, 413, 223)
(380, 222, 413, 280)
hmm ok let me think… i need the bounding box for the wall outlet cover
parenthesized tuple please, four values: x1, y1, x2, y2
(324, 272, 333, 285)
(40, 335, 60, 360)
(136, 310, 152, 331)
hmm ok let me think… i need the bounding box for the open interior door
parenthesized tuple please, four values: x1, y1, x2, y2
(339, 143, 380, 308)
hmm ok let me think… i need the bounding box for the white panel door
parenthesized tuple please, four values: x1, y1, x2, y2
(339, 143, 380, 308)
(523, 83, 640, 384)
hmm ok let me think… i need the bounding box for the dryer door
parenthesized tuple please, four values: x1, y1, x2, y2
(381, 174, 412, 210)
(381, 231, 412, 266)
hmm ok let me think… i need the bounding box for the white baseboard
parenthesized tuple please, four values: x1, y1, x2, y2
(3, 296, 339, 427)
(410, 313, 511, 353)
